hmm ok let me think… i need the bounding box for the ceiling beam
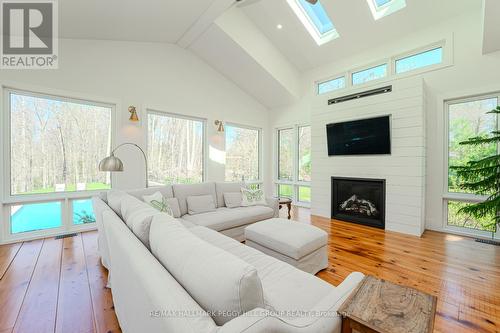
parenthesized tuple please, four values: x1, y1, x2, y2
(177, 0, 235, 49)
(482, 0, 500, 54)
(215, 7, 302, 98)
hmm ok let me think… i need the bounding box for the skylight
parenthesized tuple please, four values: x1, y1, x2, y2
(374, 0, 392, 8)
(287, 0, 339, 46)
(367, 0, 406, 20)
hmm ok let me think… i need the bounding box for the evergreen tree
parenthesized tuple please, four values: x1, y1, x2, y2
(451, 106, 500, 233)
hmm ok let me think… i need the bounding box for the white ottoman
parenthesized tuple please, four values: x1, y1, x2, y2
(245, 218, 328, 274)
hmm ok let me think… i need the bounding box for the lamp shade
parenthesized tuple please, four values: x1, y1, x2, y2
(99, 154, 124, 172)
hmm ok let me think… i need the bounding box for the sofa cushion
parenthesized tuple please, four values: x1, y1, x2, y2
(191, 226, 337, 314)
(149, 217, 265, 326)
(142, 192, 182, 218)
(143, 191, 173, 215)
(127, 185, 174, 200)
(107, 190, 127, 217)
(241, 188, 267, 207)
(173, 182, 217, 216)
(215, 182, 244, 207)
(120, 194, 162, 249)
(224, 192, 242, 208)
(181, 206, 274, 231)
(245, 218, 328, 260)
(166, 198, 181, 218)
(187, 195, 216, 215)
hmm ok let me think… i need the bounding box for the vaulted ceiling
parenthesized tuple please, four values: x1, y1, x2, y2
(59, 0, 216, 43)
(240, 0, 480, 71)
(59, 0, 492, 108)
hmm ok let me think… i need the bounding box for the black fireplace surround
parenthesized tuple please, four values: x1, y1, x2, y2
(331, 177, 386, 229)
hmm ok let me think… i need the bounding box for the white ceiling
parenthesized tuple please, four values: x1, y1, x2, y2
(241, 0, 482, 71)
(57, 0, 485, 108)
(190, 24, 298, 108)
(59, 0, 215, 43)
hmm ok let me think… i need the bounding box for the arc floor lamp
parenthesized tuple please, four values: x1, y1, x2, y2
(99, 143, 149, 188)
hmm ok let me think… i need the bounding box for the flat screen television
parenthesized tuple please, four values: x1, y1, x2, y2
(326, 116, 391, 156)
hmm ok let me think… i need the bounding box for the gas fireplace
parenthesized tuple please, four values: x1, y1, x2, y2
(331, 177, 386, 229)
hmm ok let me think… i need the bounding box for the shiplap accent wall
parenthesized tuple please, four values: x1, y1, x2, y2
(311, 77, 426, 236)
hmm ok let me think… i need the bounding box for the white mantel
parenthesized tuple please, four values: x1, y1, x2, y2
(310, 77, 426, 236)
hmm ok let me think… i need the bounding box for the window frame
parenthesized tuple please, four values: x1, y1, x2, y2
(315, 39, 452, 95)
(146, 109, 207, 185)
(224, 122, 263, 187)
(2, 86, 116, 243)
(392, 42, 448, 77)
(366, 0, 406, 20)
(317, 75, 347, 95)
(443, 93, 500, 238)
(395, 47, 443, 75)
(286, 0, 339, 46)
(275, 124, 311, 207)
(350, 62, 389, 86)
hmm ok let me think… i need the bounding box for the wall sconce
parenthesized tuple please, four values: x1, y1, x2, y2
(128, 106, 139, 122)
(214, 120, 224, 133)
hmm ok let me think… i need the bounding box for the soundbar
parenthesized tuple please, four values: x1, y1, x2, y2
(328, 85, 392, 105)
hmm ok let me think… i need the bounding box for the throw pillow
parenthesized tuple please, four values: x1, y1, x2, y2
(165, 198, 182, 218)
(224, 192, 242, 208)
(241, 188, 267, 207)
(143, 192, 174, 217)
(150, 218, 265, 325)
(187, 195, 216, 215)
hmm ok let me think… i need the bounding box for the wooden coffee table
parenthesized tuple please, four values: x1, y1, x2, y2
(338, 275, 437, 333)
(277, 197, 292, 219)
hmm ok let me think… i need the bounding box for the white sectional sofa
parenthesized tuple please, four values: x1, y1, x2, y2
(93, 182, 364, 333)
(128, 181, 278, 241)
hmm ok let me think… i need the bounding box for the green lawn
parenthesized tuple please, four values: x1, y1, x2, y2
(447, 201, 496, 233)
(21, 182, 110, 195)
(299, 186, 311, 202)
(278, 185, 311, 203)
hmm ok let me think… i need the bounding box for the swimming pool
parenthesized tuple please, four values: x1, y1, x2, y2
(11, 199, 95, 234)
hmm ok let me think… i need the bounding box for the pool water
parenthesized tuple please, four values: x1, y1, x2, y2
(11, 199, 95, 234)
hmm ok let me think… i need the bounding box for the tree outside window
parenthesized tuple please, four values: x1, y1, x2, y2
(225, 125, 260, 182)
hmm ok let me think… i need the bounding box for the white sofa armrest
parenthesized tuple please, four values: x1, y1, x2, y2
(217, 308, 274, 333)
(266, 197, 280, 217)
(218, 272, 365, 333)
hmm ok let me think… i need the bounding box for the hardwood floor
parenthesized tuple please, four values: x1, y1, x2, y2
(0, 233, 120, 333)
(0, 207, 498, 333)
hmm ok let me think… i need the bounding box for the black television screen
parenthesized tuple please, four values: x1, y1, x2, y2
(326, 116, 391, 156)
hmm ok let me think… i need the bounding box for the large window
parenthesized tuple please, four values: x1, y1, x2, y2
(147, 112, 204, 185)
(446, 95, 499, 234)
(10, 92, 112, 195)
(298, 126, 311, 182)
(6, 89, 113, 237)
(225, 124, 260, 182)
(276, 125, 311, 204)
(278, 128, 294, 181)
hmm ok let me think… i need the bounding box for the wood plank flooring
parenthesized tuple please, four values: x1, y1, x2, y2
(0, 207, 498, 333)
(0, 233, 119, 333)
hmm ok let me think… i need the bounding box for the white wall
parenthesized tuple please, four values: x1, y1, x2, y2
(0, 38, 271, 188)
(270, 9, 500, 235)
(311, 77, 426, 236)
(0, 39, 272, 242)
